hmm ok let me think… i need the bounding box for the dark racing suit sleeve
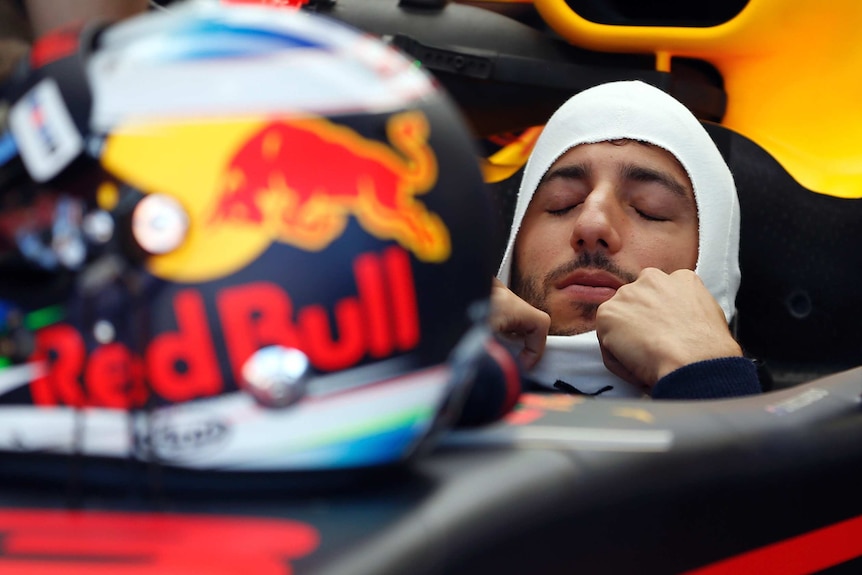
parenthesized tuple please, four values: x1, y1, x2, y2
(651, 356, 762, 399)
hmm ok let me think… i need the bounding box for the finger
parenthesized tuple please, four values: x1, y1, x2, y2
(489, 277, 550, 368)
(493, 306, 549, 369)
(519, 319, 549, 369)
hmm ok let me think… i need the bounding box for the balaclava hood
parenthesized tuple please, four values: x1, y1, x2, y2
(497, 80, 740, 397)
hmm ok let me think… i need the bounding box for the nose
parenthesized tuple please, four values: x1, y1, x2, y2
(570, 187, 623, 253)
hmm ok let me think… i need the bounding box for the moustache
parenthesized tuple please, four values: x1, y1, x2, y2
(544, 252, 638, 288)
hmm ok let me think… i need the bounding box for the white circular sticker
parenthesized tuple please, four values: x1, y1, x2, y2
(132, 193, 189, 255)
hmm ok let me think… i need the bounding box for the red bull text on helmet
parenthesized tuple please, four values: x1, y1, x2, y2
(29, 246, 418, 407)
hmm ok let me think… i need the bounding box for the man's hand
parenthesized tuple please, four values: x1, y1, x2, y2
(596, 268, 742, 389)
(489, 277, 550, 369)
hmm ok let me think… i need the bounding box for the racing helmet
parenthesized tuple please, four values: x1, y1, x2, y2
(0, 0, 505, 482)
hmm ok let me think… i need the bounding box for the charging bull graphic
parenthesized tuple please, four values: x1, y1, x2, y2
(207, 111, 449, 263)
(98, 110, 449, 283)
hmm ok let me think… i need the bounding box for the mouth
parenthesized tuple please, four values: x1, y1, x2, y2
(554, 269, 625, 305)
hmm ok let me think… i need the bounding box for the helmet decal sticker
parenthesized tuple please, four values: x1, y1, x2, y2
(131, 193, 189, 255)
(30, 324, 87, 408)
(8, 79, 84, 183)
(218, 246, 419, 378)
(30, 324, 148, 409)
(207, 111, 446, 260)
(26, 247, 419, 408)
(146, 290, 223, 403)
(102, 111, 449, 283)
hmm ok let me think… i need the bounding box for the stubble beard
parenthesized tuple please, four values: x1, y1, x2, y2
(511, 251, 637, 336)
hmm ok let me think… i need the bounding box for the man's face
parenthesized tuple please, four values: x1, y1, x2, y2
(512, 140, 699, 335)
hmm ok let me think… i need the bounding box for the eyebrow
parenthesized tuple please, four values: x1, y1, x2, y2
(619, 163, 692, 200)
(538, 160, 694, 204)
(539, 163, 590, 186)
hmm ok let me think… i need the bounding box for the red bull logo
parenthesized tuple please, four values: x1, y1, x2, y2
(29, 247, 419, 407)
(99, 111, 448, 283)
(207, 111, 449, 263)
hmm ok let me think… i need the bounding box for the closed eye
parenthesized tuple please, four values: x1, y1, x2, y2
(635, 208, 669, 222)
(538, 164, 589, 217)
(548, 205, 576, 216)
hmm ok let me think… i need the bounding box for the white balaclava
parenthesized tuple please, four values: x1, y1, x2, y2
(496, 80, 740, 398)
